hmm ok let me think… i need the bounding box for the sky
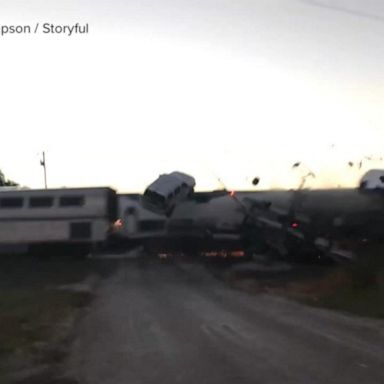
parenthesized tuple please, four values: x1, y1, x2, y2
(0, 0, 384, 192)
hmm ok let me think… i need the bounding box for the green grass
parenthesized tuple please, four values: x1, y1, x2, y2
(297, 243, 384, 319)
(0, 288, 92, 358)
(0, 255, 105, 382)
(226, 243, 384, 319)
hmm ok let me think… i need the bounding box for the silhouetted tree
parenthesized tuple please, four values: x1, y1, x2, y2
(0, 169, 19, 186)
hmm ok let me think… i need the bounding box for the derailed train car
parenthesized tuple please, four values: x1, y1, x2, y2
(241, 170, 384, 261)
(133, 168, 384, 262)
(113, 190, 246, 256)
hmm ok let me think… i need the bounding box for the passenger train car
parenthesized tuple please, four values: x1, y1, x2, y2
(0, 187, 117, 253)
(114, 193, 166, 240)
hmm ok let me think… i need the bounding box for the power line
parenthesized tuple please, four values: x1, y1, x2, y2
(302, 0, 384, 23)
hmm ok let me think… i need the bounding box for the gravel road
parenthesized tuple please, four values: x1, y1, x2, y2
(65, 257, 384, 384)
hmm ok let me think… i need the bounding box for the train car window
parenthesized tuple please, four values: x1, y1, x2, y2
(59, 196, 85, 207)
(0, 197, 23, 208)
(29, 197, 54, 208)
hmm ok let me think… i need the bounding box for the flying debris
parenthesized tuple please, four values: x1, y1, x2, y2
(292, 163, 316, 189)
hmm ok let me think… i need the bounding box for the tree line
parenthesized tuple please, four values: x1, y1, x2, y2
(0, 169, 18, 186)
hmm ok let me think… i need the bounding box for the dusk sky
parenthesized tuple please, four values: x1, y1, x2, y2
(0, 0, 383, 191)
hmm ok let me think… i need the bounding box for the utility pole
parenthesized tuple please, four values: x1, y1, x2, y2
(40, 151, 47, 189)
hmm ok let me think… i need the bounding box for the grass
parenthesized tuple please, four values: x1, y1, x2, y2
(0, 288, 92, 358)
(0, 255, 111, 383)
(224, 243, 384, 319)
(274, 243, 384, 319)
(314, 285, 384, 318)
(307, 243, 384, 318)
(0, 288, 91, 384)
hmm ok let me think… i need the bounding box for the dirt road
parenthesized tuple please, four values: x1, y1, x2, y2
(65, 257, 384, 384)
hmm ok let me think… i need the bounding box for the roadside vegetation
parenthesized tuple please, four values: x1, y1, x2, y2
(0, 255, 114, 384)
(302, 243, 384, 318)
(224, 243, 384, 319)
(0, 169, 18, 187)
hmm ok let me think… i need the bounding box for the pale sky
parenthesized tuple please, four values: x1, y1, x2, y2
(0, 0, 384, 192)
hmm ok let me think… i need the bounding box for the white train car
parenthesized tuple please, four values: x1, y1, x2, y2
(113, 191, 246, 255)
(0, 187, 117, 251)
(114, 194, 166, 240)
